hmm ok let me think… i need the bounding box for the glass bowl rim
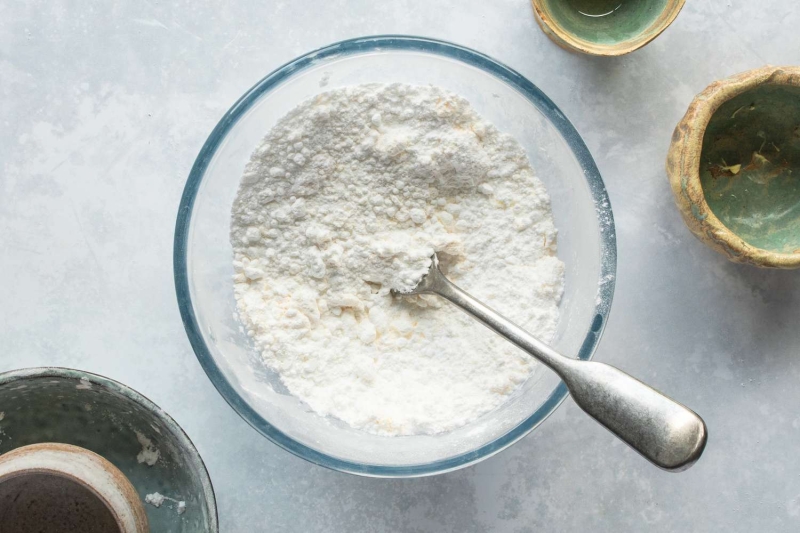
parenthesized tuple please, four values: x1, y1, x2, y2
(173, 35, 617, 477)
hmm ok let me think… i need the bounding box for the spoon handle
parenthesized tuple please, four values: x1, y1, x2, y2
(428, 269, 707, 471)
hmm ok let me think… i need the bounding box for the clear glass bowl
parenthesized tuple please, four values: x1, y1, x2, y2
(174, 36, 616, 477)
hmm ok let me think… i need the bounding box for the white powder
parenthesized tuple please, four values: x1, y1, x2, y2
(145, 492, 186, 515)
(231, 84, 565, 436)
(135, 431, 160, 466)
(145, 492, 166, 507)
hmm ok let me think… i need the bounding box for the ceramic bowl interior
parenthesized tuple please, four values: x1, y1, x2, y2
(0, 443, 149, 533)
(175, 36, 616, 477)
(700, 84, 800, 254)
(532, 0, 685, 55)
(0, 368, 218, 532)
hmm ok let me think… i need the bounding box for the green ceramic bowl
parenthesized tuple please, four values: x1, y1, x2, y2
(531, 0, 685, 56)
(700, 85, 800, 254)
(667, 66, 800, 269)
(0, 368, 218, 532)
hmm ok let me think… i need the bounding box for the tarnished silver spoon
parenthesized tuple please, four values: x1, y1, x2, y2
(392, 254, 707, 471)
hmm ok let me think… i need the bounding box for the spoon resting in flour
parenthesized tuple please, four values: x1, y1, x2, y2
(392, 254, 707, 471)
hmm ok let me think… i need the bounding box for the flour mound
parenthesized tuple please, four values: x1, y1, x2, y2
(231, 83, 565, 436)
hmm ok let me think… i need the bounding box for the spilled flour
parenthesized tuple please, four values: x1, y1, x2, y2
(135, 431, 160, 466)
(145, 492, 186, 515)
(231, 83, 565, 436)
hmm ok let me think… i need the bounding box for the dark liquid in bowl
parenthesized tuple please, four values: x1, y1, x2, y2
(0, 472, 122, 533)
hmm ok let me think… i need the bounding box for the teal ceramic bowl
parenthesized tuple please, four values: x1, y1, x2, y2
(532, 0, 685, 56)
(0, 368, 218, 532)
(667, 66, 800, 268)
(700, 82, 800, 255)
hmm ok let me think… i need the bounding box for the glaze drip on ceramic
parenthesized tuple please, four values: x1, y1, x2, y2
(547, 0, 669, 44)
(700, 85, 800, 253)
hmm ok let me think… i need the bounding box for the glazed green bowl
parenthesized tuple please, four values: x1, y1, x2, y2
(531, 0, 685, 56)
(0, 368, 218, 532)
(667, 66, 800, 269)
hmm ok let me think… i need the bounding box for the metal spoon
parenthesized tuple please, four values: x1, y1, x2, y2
(393, 254, 707, 471)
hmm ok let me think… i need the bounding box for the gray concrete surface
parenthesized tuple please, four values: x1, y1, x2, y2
(2, 1, 799, 531)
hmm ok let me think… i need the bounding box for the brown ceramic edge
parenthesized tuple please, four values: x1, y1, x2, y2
(0, 443, 148, 533)
(0, 366, 220, 532)
(530, 0, 686, 57)
(666, 65, 800, 269)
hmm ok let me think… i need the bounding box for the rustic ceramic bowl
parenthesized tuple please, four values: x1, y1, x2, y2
(0, 443, 149, 533)
(0, 368, 218, 532)
(666, 66, 800, 269)
(531, 0, 685, 56)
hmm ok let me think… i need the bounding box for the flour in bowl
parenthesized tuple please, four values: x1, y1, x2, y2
(231, 84, 565, 436)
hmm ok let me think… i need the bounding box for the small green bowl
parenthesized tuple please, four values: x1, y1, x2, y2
(531, 0, 685, 56)
(0, 368, 218, 532)
(667, 66, 800, 268)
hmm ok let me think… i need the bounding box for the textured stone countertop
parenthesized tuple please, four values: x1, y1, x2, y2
(2, 1, 799, 531)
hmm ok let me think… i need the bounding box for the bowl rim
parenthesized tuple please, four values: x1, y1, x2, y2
(666, 65, 800, 269)
(173, 35, 617, 477)
(0, 442, 149, 533)
(0, 366, 219, 531)
(530, 0, 686, 57)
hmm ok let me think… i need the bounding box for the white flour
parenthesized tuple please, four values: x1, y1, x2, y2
(135, 431, 160, 466)
(231, 84, 565, 436)
(145, 492, 186, 515)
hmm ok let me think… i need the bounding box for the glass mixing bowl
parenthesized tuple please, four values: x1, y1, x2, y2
(174, 36, 616, 477)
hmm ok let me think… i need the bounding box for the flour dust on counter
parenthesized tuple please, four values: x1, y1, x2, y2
(230, 83, 565, 436)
